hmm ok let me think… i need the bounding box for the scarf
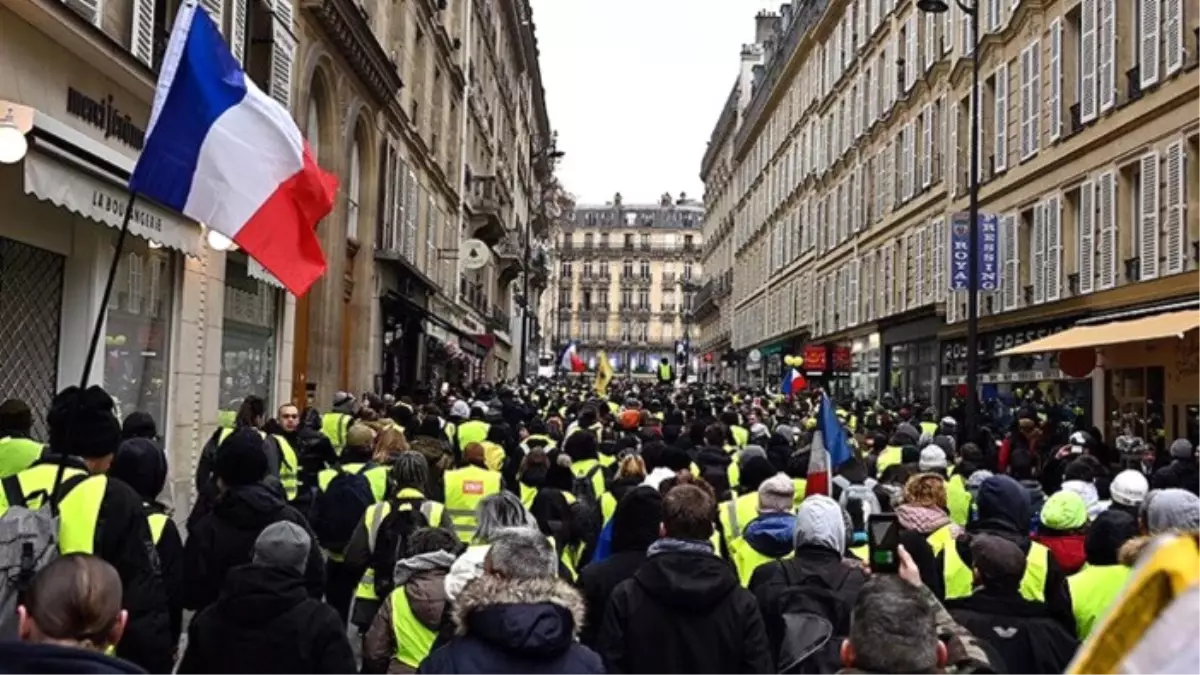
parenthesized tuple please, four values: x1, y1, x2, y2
(647, 536, 715, 558)
(895, 503, 961, 537)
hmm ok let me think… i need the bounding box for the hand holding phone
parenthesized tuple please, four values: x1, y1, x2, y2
(867, 513, 901, 574)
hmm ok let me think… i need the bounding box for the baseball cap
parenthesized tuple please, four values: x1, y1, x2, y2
(919, 445, 948, 472)
(1110, 470, 1149, 507)
(1041, 490, 1088, 530)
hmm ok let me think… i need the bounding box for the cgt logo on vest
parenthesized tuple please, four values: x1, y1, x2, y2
(463, 480, 485, 495)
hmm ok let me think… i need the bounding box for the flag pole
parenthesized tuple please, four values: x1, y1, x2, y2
(81, 191, 138, 387)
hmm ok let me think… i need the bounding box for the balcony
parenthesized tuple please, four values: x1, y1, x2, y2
(301, 0, 403, 106)
(620, 274, 653, 287)
(488, 305, 511, 332)
(460, 279, 488, 316)
(557, 275, 572, 288)
(662, 272, 677, 285)
(494, 232, 523, 286)
(468, 175, 505, 245)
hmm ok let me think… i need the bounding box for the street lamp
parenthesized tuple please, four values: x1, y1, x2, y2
(919, 0, 981, 439)
(519, 135, 564, 382)
(677, 278, 699, 383)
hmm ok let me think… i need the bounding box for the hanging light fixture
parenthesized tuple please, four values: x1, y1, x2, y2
(0, 106, 29, 165)
(205, 228, 233, 251)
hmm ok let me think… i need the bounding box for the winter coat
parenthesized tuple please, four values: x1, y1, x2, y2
(576, 550, 646, 647)
(595, 550, 773, 674)
(0, 641, 146, 674)
(179, 564, 355, 674)
(691, 445, 735, 498)
(417, 575, 603, 674)
(1151, 458, 1200, 495)
(444, 545, 490, 603)
(947, 589, 1079, 674)
(364, 551, 456, 674)
(410, 436, 454, 501)
(1033, 532, 1088, 575)
(182, 483, 325, 612)
(741, 512, 797, 559)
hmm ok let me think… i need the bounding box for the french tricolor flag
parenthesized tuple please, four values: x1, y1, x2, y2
(130, 1, 335, 296)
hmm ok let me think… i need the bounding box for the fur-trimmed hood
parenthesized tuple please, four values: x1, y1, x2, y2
(452, 575, 587, 655)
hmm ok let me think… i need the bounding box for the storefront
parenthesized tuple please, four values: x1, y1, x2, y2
(792, 343, 854, 397)
(879, 316, 942, 404)
(218, 254, 285, 420)
(850, 334, 881, 399)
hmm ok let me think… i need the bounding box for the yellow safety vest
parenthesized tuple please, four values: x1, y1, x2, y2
(321, 412, 353, 452)
(849, 544, 869, 560)
(927, 523, 956, 556)
(456, 420, 490, 449)
(600, 491, 618, 524)
(547, 535, 581, 581)
(944, 538, 1049, 602)
(920, 421, 938, 437)
(1068, 563, 1131, 639)
(570, 459, 606, 497)
(480, 441, 506, 472)
(318, 463, 388, 502)
(658, 363, 673, 382)
(443, 421, 456, 444)
(947, 474, 972, 527)
(732, 539, 794, 587)
(147, 511, 169, 546)
(216, 409, 237, 429)
(390, 586, 437, 669)
(217, 428, 298, 501)
(0, 464, 107, 554)
(791, 478, 808, 507)
(0, 437, 43, 479)
(876, 446, 904, 474)
(718, 492, 760, 554)
(354, 490, 446, 602)
(730, 425, 749, 448)
(444, 465, 502, 542)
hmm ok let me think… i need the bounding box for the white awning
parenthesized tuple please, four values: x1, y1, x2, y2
(22, 150, 203, 258)
(247, 257, 285, 290)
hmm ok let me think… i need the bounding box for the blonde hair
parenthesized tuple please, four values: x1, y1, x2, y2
(616, 454, 647, 480)
(373, 426, 409, 464)
(904, 473, 948, 509)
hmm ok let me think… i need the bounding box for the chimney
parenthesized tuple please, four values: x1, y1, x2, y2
(780, 3, 793, 28)
(755, 10, 780, 45)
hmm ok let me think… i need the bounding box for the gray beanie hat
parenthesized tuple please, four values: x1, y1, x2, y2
(253, 521, 311, 574)
(795, 495, 846, 554)
(757, 473, 796, 514)
(1145, 489, 1200, 534)
(739, 445, 768, 466)
(1170, 438, 1195, 460)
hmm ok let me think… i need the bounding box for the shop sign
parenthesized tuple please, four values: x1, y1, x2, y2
(942, 321, 1074, 361)
(459, 336, 488, 358)
(66, 87, 145, 150)
(948, 212, 1000, 291)
(803, 345, 827, 372)
(746, 348, 762, 371)
(831, 345, 853, 371)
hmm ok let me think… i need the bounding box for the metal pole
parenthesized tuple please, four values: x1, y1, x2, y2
(965, 0, 981, 439)
(519, 201, 532, 382)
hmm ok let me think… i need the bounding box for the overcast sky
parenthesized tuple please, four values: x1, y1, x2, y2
(529, 0, 779, 205)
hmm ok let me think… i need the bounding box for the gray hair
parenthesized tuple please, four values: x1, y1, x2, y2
(391, 451, 429, 492)
(484, 527, 557, 579)
(473, 492, 537, 544)
(849, 576, 940, 673)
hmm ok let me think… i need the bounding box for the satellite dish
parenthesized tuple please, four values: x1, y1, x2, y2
(460, 239, 492, 270)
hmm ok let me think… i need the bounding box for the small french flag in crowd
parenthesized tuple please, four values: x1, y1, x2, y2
(130, 0, 335, 296)
(560, 342, 585, 373)
(805, 393, 854, 498)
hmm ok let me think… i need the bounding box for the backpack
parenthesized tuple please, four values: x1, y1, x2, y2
(311, 466, 375, 553)
(833, 475, 882, 518)
(771, 561, 858, 674)
(0, 472, 87, 641)
(572, 465, 605, 510)
(370, 499, 431, 599)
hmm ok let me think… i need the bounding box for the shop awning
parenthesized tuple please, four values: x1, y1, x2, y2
(23, 149, 203, 258)
(997, 310, 1200, 356)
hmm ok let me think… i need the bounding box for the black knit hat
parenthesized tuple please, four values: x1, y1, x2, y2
(611, 486, 663, 554)
(215, 428, 268, 486)
(47, 386, 121, 459)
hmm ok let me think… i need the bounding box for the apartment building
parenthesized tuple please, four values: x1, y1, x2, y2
(551, 193, 704, 377)
(720, 0, 1197, 436)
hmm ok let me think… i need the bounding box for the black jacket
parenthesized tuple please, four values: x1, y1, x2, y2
(576, 549, 647, 647)
(748, 545, 867, 660)
(179, 564, 354, 674)
(946, 590, 1079, 674)
(151, 509, 185, 645)
(418, 575, 603, 674)
(0, 641, 145, 674)
(596, 550, 773, 674)
(182, 483, 325, 612)
(691, 446, 734, 498)
(33, 457, 172, 674)
(1151, 458, 1200, 495)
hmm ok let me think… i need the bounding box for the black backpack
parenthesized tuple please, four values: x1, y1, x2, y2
(311, 466, 375, 553)
(370, 498, 431, 599)
(572, 465, 605, 509)
(769, 561, 859, 674)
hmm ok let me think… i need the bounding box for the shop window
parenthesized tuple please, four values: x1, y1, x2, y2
(219, 253, 281, 422)
(1107, 366, 1166, 452)
(0, 238, 65, 439)
(105, 239, 176, 428)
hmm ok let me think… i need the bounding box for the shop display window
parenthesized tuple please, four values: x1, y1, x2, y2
(218, 254, 279, 424)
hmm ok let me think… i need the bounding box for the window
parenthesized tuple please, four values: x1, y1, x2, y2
(560, 262, 572, 278)
(599, 232, 609, 248)
(584, 233, 594, 248)
(218, 252, 278, 419)
(1020, 41, 1042, 161)
(638, 288, 650, 308)
(623, 233, 634, 249)
(684, 262, 693, 280)
(581, 290, 592, 311)
(622, 260, 633, 278)
(109, 239, 177, 425)
(558, 288, 571, 307)
(621, 289, 632, 308)
(640, 260, 651, 278)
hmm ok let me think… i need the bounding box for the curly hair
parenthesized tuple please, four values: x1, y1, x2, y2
(373, 426, 409, 464)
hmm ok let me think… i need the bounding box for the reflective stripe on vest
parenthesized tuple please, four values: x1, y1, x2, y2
(1068, 563, 1131, 639)
(318, 463, 388, 502)
(321, 413, 352, 451)
(944, 538, 1049, 601)
(390, 586, 437, 668)
(147, 512, 169, 546)
(733, 542, 794, 587)
(355, 492, 445, 601)
(3, 465, 106, 554)
(718, 492, 759, 546)
(876, 446, 904, 474)
(443, 466, 501, 542)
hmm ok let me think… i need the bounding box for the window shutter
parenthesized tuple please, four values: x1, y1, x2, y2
(948, 102, 959, 196)
(915, 227, 927, 306)
(1045, 195, 1062, 302)
(900, 233, 911, 310)
(863, 253, 875, 321)
(1048, 18, 1062, 141)
(994, 61, 1009, 173)
(849, 258, 860, 326)
(1001, 213, 1020, 311)
(1099, 0, 1116, 111)
(947, 289, 959, 323)
(1098, 170, 1118, 289)
(230, 0, 249, 64)
(1164, 139, 1187, 274)
(988, 0, 1001, 32)
(199, 0, 223, 28)
(65, 0, 103, 25)
(1165, 0, 1184, 75)
(1140, 0, 1160, 88)
(933, 217, 946, 301)
(1029, 42, 1041, 157)
(944, 3, 955, 55)
(1139, 151, 1160, 280)
(922, 103, 933, 188)
(131, 0, 155, 66)
(884, 242, 895, 316)
(1080, 0, 1097, 122)
(925, 13, 936, 71)
(906, 16, 917, 91)
(269, 20, 297, 110)
(1078, 179, 1095, 294)
(1032, 205, 1046, 304)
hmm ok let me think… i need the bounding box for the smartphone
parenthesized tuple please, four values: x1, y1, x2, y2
(867, 513, 901, 574)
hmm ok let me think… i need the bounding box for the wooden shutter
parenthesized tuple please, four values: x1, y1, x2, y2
(1080, 0, 1098, 122)
(1078, 180, 1096, 294)
(1026, 42, 1041, 158)
(1032, 205, 1046, 304)
(915, 227, 927, 306)
(1045, 195, 1063, 302)
(849, 258, 860, 326)
(1001, 213, 1020, 311)
(899, 233, 911, 310)
(269, 16, 297, 110)
(1140, 151, 1160, 280)
(198, 0, 223, 28)
(926, 13, 936, 72)
(883, 242, 895, 317)
(1164, 139, 1187, 275)
(948, 102, 959, 196)
(994, 61, 1009, 173)
(1099, 0, 1116, 111)
(1140, 0, 1160, 88)
(906, 15, 917, 91)
(231, 0, 249, 64)
(1048, 18, 1063, 141)
(131, 0, 155, 66)
(1165, 0, 1184, 75)
(864, 252, 875, 321)
(65, 0, 103, 25)
(922, 103, 933, 188)
(1097, 170, 1118, 289)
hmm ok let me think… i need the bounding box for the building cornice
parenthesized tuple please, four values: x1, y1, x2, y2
(302, 0, 403, 107)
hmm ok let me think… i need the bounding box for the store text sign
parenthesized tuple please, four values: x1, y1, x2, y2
(803, 345, 827, 372)
(66, 87, 145, 150)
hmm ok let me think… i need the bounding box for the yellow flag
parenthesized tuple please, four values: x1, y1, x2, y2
(595, 350, 613, 397)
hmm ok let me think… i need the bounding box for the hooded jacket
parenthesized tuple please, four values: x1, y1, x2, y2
(0, 642, 146, 674)
(742, 512, 797, 559)
(946, 588, 1079, 674)
(409, 436, 453, 501)
(109, 438, 184, 646)
(363, 550, 457, 674)
(417, 575, 603, 674)
(595, 549, 773, 673)
(182, 483, 325, 612)
(180, 564, 354, 674)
